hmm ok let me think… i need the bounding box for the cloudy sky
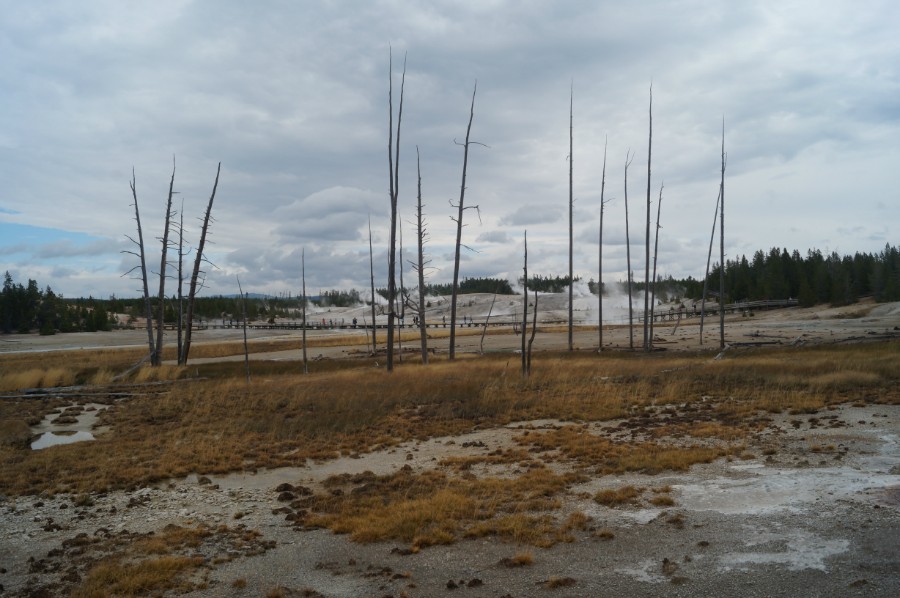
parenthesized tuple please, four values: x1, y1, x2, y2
(2, 0, 898, 299)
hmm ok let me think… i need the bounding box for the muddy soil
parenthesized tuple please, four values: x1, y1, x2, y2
(1, 402, 898, 597)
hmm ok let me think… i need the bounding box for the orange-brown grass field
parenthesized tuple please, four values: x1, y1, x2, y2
(1, 340, 899, 596)
(1, 342, 898, 497)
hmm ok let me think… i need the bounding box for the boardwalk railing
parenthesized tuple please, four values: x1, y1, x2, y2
(638, 299, 799, 323)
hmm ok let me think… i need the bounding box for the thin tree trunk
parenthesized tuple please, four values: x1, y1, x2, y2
(568, 82, 574, 352)
(397, 218, 404, 362)
(649, 184, 663, 349)
(415, 147, 429, 364)
(181, 161, 220, 365)
(699, 187, 721, 345)
(302, 248, 308, 374)
(368, 215, 377, 354)
(521, 230, 528, 377)
(154, 158, 176, 366)
(624, 151, 635, 349)
(386, 50, 406, 372)
(450, 82, 478, 361)
(527, 290, 538, 376)
(598, 136, 608, 350)
(644, 84, 653, 352)
(480, 291, 497, 354)
(176, 199, 184, 364)
(237, 276, 250, 384)
(128, 169, 156, 364)
(719, 118, 726, 349)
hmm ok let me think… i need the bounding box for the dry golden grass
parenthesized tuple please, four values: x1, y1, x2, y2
(594, 485, 643, 507)
(301, 466, 582, 549)
(0, 367, 78, 392)
(66, 523, 274, 597)
(505, 551, 535, 566)
(0, 342, 897, 501)
(72, 555, 203, 598)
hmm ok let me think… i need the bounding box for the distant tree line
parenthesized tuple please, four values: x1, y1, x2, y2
(1, 272, 114, 334)
(518, 275, 579, 294)
(673, 245, 899, 306)
(3, 244, 897, 334)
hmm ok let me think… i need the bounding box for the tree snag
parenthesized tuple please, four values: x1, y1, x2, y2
(644, 83, 653, 352)
(598, 136, 609, 350)
(386, 49, 407, 372)
(124, 168, 156, 364)
(449, 82, 479, 361)
(154, 157, 176, 366)
(624, 150, 635, 350)
(649, 183, 663, 348)
(368, 214, 377, 354)
(568, 82, 574, 352)
(413, 147, 429, 364)
(181, 161, 220, 365)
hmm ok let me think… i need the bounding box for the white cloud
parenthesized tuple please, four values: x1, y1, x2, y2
(1, 0, 898, 297)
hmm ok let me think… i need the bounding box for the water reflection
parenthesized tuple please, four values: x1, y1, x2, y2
(31, 430, 96, 450)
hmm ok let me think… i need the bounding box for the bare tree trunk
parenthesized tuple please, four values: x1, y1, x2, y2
(386, 50, 407, 372)
(154, 158, 176, 366)
(624, 151, 635, 349)
(568, 82, 574, 352)
(649, 184, 663, 349)
(237, 276, 250, 384)
(181, 161, 220, 365)
(644, 84, 653, 352)
(176, 199, 185, 364)
(302, 248, 308, 374)
(414, 147, 429, 364)
(598, 136, 608, 350)
(368, 215, 377, 354)
(699, 187, 721, 345)
(450, 82, 478, 361)
(521, 230, 528, 377)
(480, 291, 497, 354)
(127, 169, 156, 364)
(527, 290, 538, 376)
(719, 118, 726, 350)
(397, 218, 405, 363)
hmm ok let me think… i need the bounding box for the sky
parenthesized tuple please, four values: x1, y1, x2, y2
(1, 0, 898, 299)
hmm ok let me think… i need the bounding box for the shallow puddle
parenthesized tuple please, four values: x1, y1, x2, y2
(31, 430, 96, 450)
(30, 402, 109, 450)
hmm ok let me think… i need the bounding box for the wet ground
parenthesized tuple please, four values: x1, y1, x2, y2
(2, 403, 898, 597)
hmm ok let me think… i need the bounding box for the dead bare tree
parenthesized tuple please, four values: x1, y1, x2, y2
(449, 82, 481, 361)
(386, 49, 407, 372)
(598, 136, 609, 350)
(719, 118, 726, 349)
(236, 276, 250, 384)
(699, 187, 721, 345)
(397, 218, 405, 362)
(568, 82, 574, 352)
(479, 291, 497, 354)
(302, 248, 308, 374)
(124, 168, 156, 364)
(527, 290, 538, 376)
(649, 183, 663, 349)
(180, 161, 220, 365)
(521, 230, 528, 377)
(154, 158, 177, 366)
(176, 199, 186, 364)
(368, 215, 377, 354)
(412, 147, 430, 363)
(624, 150, 635, 349)
(644, 84, 653, 352)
